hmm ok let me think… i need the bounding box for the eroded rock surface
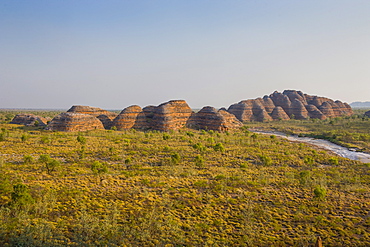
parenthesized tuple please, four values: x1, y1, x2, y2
(46, 112, 104, 132)
(187, 106, 243, 131)
(151, 100, 193, 131)
(67, 105, 117, 129)
(10, 114, 48, 126)
(112, 105, 142, 130)
(228, 90, 353, 122)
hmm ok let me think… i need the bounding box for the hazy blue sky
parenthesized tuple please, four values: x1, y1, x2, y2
(1, 1, 369, 109)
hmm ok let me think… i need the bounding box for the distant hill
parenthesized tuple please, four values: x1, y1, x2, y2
(350, 102, 370, 108)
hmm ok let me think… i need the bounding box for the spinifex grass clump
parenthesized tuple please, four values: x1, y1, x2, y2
(0, 112, 369, 246)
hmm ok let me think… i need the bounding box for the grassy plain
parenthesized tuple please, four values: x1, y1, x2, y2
(0, 110, 369, 246)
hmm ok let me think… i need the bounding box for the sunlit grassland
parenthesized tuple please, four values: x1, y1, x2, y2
(0, 117, 369, 246)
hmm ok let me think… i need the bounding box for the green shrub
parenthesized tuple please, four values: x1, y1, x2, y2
(304, 156, 315, 165)
(194, 155, 204, 167)
(259, 154, 272, 166)
(77, 135, 87, 145)
(163, 133, 171, 140)
(40, 136, 50, 144)
(213, 143, 225, 152)
(0, 132, 5, 141)
(192, 143, 206, 152)
(299, 170, 311, 186)
(21, 134, 29, 142)
(11, 183, 34, 207)
(171, 152, 181, 165)
(23, 155, 34, 164)
(124, 157, 132, 164)
(91, 161, 108, 175)
(313, 186, 327, 200)
(329, 157, 339, 166)
(0, 174, 12, 195)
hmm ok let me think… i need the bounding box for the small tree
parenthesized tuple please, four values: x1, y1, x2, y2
(38, 154, 51, 164)
(46, 159, 60, 175)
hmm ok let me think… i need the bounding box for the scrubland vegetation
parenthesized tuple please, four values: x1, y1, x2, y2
(0, 110, 369, 246)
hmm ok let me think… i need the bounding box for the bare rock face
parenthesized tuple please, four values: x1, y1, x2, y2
(67, 105, 117, 129)
(318, 102, 335, 118)
(283, 90, 307, 105)
(365, 110, 370, 118)
(269, 91, 292, 114)
(290, 99, 309, 119)
(187, 106, 242, 131)
(10, 114, 48, 126)
(46, 112, 104, 132)
(306, 104, 326, 120)
(261, 96, 275, 113)
(151, 100, 193, 131)
(228, 90, 353, 122)
(134, 105, 156, 130)
(112, 100, 194, 131)
(271, 106, 290, 120)
(253, 103, 273, 122)
(228, 100, 254, 122)
(112, 105, 142, 130)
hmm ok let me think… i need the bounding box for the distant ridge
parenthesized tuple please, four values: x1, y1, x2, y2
(350, 102, 370, 108)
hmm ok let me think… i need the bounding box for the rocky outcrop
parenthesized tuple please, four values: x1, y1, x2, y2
(365, 110, 370, 118)
(67, 105, 117, 129)
(187, 106, 243, 131)
(306, 104, 326, 120)
(10, 114, 48, 126)
(228, 90, 353, 122)
(290, 99, 309, 120)
(134, 106, 157, 130)
(112, 105, 142, 130)
(151, 100, 193, 131)
(46, 112, 104, 132)
(228, 100, 254, 122)
(271, 106, 290, 120)
(112, 100, 193, 131)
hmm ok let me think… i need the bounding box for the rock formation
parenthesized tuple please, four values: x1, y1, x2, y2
(10, 114, 48, 126)
(43, 90, 353, 132)
(115, 100, 193, 131)
(112, 105, 142, 130)
(67, 105, 117, 129)
(271, 106, 290, 120)
(187, 106, 243, 131)
(305, 104, 326, 120)
(228, 90, 353, 122)
(365, 110, 370, 118)
(151, 100, 193, 131)
(46, 112, 104, 132)
(133, 105, 157, 130)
